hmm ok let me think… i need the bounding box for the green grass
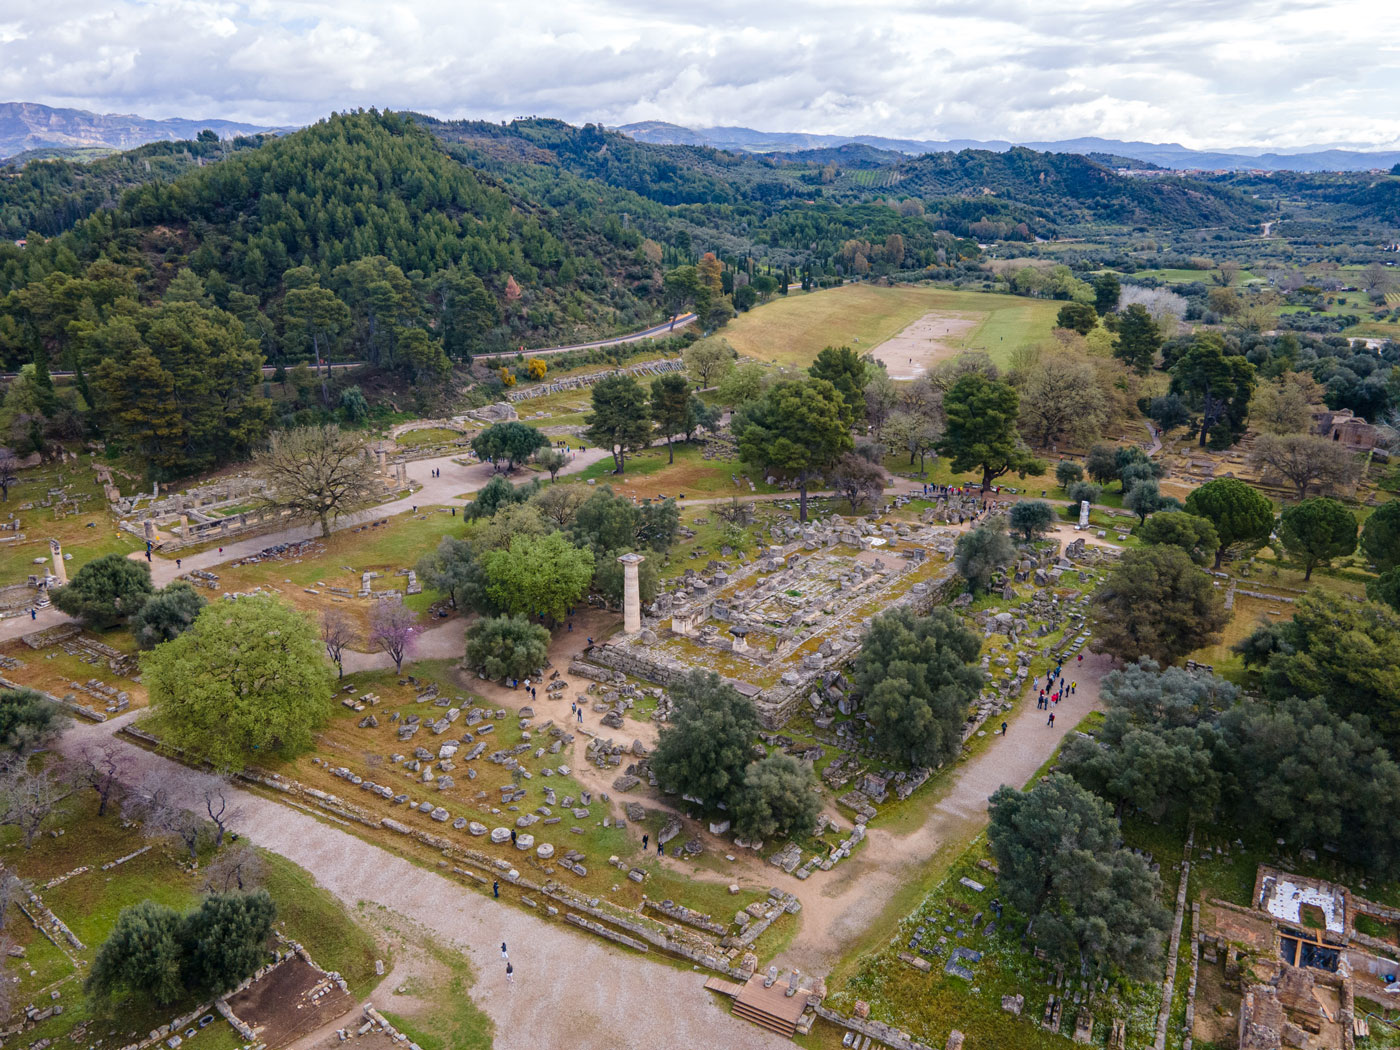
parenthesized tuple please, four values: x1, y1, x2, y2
(1, 785, 381, 1050)
(556, 441, 784, 498)
(379, 942, 493, 1050)
(722, 284, 1059, 370)
(829, 835, 1160, 1049)
(260, 853, 381, 994)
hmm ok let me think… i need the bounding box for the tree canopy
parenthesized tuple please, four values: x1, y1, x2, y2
(482, 531, 594, 623)
(1277, 497, 1357, 580)
(650, 671, 760, 812)
(143, 594, 332, 770)
(953, 522, 1014, 595)
(807, 345, 867, 425)
(988, 774, 1170, 979)
(130, 582, 208, 650)
(736, 378, 852, 521)
(471, 422, 549, 472)
(937, 373, 1044, 492)
(730, 753, 822, 842)
(1136, 511, 1220, 566)
(584, 374, 652, 473)
(52, 553, 153, 630)
(465, 614, 551, 681)
(1089, 545, 1228, 665)
(1182, 477, 1274, 568)
(852, 608, 982, 768)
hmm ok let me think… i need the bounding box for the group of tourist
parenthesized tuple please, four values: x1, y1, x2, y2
(1039, 654, 1083, 727)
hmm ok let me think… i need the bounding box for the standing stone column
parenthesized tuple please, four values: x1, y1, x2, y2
(49, 539, 66, 586)
(618, 552, 645, 634)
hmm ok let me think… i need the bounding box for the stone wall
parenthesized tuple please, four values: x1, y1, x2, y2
(506, 358, 684, 401)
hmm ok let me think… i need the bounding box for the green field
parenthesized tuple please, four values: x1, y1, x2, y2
(722, 285, 1060, 370)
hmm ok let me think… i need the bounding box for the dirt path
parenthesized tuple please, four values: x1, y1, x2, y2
(54, 715, 790, 1050)
(771, 651, 1111, 974)
(869, 311, 979, 380)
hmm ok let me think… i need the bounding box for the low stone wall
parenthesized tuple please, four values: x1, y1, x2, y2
(812, 1004, 936, 1050)
(506, 358, 684, 402)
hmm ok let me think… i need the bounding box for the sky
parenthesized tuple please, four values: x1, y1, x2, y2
(3, 0, 1400, 150)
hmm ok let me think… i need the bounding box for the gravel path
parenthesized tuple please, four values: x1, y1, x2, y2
(55, 715, 789, 1050)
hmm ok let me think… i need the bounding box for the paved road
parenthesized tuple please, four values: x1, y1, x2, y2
(53, 715, 789, 1050)
(472, 314, 696, 360)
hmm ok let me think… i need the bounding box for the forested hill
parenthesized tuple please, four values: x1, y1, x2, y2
(0, 112, 663, 480)
(887, 148, 1262, 228)
(0, 111, 658, 364)
(426, 117, 1264, 235)
(0, 135, 271, 239)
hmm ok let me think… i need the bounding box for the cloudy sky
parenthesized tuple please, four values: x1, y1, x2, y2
(4, 0, 1399, 149)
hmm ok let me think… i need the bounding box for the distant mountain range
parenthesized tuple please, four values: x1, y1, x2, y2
(616, 121, 1400, 173)
(0, 102, 282, 159)
(6, 103, 1399, 174)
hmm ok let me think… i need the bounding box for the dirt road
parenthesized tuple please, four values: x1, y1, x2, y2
(771, 650, 1110, 974)
(54, 714, 790, 1050)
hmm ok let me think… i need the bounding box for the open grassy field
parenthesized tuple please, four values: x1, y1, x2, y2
(722, 285, 1060, 370)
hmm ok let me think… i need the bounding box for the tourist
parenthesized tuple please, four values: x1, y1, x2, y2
(1047, 712, 1055, 727)
(29, 608, 35, 620)
(176, 559, 181, 568)
(1000, 721, 1008, 735)
(643, 834, 649, 850)
(493, 880, 499, 898)
(506, 962, 514, 985)
(510, 829, 517, 845)
(501, 943, 508, 960)
(1071, 682, 1076, 695)
(657, 840, 663, 856)
(577, 708, 583, 724)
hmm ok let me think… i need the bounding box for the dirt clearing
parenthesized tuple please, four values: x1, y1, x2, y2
(870, 311, 981, 379)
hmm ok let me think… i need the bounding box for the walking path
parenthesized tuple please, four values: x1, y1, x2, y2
(772, 651, 1111, 974)
(472, 313, 696, 360)
(53, 715, 789, 1050)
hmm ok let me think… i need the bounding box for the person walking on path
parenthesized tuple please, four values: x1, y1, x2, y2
(501, 943, 508, 961)
(1001, 721, 1008, 735)
(1047, 711, 1055, 727)
(1071, 682, 1076, 696)
(642, 834, 649, 851)
(506, 962, 514, 985)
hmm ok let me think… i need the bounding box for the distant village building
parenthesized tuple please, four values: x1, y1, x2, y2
(1312, 407, 1381, 450)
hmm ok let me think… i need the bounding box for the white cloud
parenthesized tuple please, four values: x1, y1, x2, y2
(2, 0, 1398, 148)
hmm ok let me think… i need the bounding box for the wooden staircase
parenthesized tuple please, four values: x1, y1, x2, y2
(723, 974, 809, 1038)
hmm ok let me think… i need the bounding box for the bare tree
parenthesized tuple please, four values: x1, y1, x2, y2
(1251, 433, 1364, 500)
(0, 766, 72, 849)
(532, 485, 587, 529)
(320, 608, 358, 678)
(829, 453, 888, 512)
(369, 597, 417, 673)
(0, 449, 18, 502)
(129, 773, 205, 863)
(197, 776, 241, 847)
(202, 842, 265, 893)
(76, 742, 131, 817)
(253, 425, 378, 538)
